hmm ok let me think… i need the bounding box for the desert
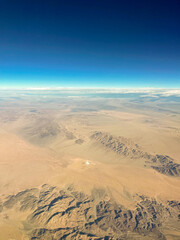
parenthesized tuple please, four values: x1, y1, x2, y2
(0, 89, 179, 239)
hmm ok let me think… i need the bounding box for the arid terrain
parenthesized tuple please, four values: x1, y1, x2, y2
(0, 89, 180, 240)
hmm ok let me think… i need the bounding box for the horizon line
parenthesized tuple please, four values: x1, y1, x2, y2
(0, 86, 180, 90)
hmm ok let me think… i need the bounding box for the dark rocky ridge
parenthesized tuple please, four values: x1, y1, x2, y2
(91, 131, 180, 176)
(1, 184, 180, 239)
(150, 155, 180, 176)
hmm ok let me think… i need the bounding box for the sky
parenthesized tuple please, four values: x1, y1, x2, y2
(0, 0, 180, 88)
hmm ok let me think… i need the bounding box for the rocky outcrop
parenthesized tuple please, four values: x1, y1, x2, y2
(1, 184, 180, 239)
(91, 131, 144, 159)
(150, 155, 180, 176)
(91, 131, 180, 176)
(75, 139, 84, 144)
(20, 118, 75, 145)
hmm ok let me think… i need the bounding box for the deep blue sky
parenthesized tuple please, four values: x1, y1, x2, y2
(0, 0, 180, 88)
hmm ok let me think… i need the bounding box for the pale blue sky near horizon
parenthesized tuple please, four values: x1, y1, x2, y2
(0, 75, 179, 89)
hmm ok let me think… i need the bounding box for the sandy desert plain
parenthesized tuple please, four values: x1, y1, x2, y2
(0, 88, 180, 240)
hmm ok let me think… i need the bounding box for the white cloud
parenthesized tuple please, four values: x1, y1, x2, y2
(0, 87, 180, 97)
